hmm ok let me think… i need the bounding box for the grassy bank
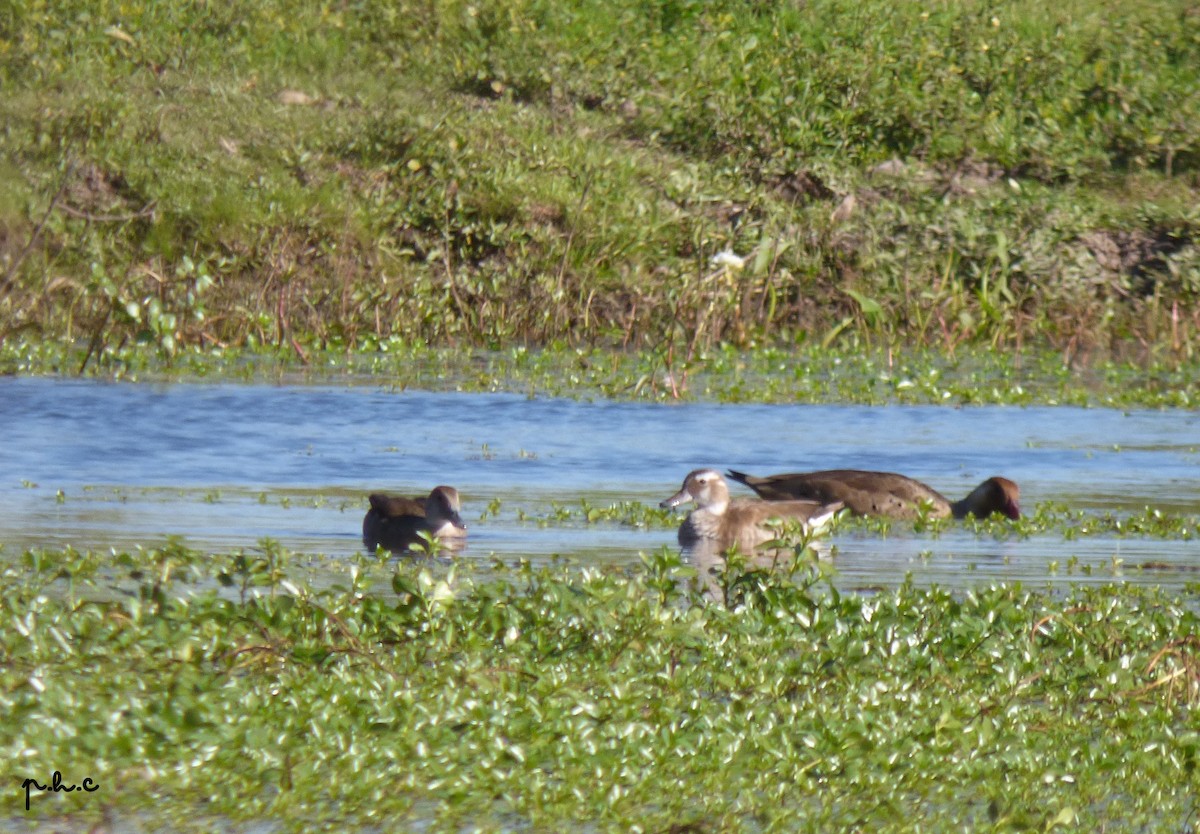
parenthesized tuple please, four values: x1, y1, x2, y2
(2, 0, 1199, 368)
(3, 543, 1198, 832)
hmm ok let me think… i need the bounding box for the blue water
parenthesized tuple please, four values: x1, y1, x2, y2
(2, 377, 1197, 590)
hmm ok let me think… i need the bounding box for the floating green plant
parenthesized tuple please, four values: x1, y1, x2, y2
(5, 340, 1198, 410)
(535, 499, 1199, 542)
(3, 542, 1198, 832)
(545, 499, 679, 528)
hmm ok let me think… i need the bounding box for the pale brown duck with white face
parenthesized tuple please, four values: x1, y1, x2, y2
(362, 485, 467, 553)
(660, 469, 844, 552)
(725, 469, 1020, 521)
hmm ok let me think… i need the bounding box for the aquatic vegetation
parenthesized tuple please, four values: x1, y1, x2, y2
(542, 498, 679, 528)
(4, 338, 1199, 409)
(1027, 503, 1200, 540)
(3, 543, 1198, 831)
(550, 498, 1199, 544)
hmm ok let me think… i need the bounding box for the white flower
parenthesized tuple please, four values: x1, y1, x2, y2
(710, 249, 746, 271)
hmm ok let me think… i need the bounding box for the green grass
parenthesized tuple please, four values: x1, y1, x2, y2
(3, 542, 1198, 832)
(1, 0, 1198, 365)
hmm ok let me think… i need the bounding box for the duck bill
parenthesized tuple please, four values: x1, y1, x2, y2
(659, 488, 692, 510)
(447, 510, 467, 531)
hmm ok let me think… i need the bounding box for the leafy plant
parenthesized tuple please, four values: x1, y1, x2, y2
(4, 542, 1199, 831)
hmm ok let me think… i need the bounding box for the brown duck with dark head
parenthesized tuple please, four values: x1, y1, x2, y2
(660, 469, 844, 551)
(726, 469, 1020, 521)
(362, 486, 467, 553)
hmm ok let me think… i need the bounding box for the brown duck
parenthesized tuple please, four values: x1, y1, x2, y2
(726, 469, 1020, 521)
(660, 469, 844, 551)
(362, 486, 467, 553)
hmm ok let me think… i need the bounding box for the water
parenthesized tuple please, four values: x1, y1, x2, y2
(2, 377, 1197, 591)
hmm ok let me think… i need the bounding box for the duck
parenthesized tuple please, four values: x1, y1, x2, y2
(725, 469, 1020, 521)
(660, 469, 844, 551)
(362, 486, 467, 553)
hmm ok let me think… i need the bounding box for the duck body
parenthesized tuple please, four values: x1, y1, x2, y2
(726, 469, 1020, 520)
(661, 469, 843, 551)
(362, 486, 467, 553)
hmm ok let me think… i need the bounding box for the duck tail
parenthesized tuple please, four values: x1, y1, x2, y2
(809, 501, 845, 529)
(726, 470, 752, 486)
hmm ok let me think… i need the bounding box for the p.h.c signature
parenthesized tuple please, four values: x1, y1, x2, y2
(21, 771, 99, 810)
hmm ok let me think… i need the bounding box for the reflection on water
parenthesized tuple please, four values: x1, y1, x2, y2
(1, 378, 1197, 592)
(680, 539, 839, 603)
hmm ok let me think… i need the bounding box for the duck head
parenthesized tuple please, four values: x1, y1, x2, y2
(426, 485, 467, 533)
(660, 469, 731, 515)
(988, 477, 1021, 520)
